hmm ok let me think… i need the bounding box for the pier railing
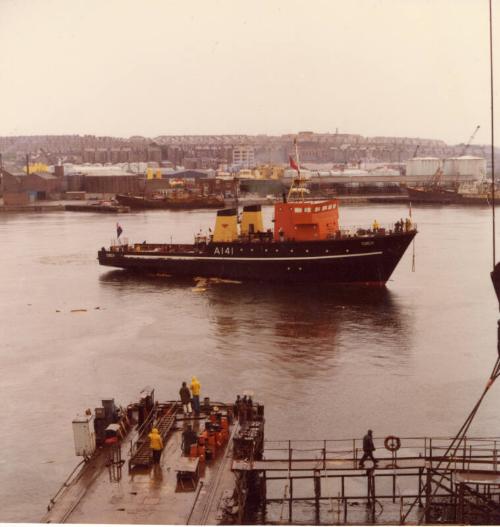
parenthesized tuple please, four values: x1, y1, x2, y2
(261, 436, 500, 470)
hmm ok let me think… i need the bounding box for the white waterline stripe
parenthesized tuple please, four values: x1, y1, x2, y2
(111, 251, 383, 262)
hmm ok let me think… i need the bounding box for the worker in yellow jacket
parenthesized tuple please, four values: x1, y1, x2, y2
(191, 376, 201, 416)
(148, 427, 163, 465)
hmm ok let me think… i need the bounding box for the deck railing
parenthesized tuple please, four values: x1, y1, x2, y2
(108, 223, 417, 252)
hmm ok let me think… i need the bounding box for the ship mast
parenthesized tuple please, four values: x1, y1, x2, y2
(287, 138, 308, 202)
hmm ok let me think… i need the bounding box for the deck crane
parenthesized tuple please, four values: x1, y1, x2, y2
(461, 125, 480, 155)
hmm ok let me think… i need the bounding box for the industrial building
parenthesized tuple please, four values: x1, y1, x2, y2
(406, 156, 487, 184)
(1, 169, 63, 205)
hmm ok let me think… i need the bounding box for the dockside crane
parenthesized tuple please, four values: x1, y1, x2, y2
(461, 125, 480, 155)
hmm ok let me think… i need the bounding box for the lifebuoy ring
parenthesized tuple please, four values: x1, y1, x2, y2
(384, 435, 401, 452)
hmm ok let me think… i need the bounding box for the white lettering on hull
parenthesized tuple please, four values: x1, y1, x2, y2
(213, 247, 234, 256)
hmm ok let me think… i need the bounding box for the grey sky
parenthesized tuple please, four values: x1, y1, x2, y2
(0, 0, 498, 144)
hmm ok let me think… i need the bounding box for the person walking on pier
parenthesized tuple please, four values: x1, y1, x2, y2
(190, 376, 201, 416)
(148, 427, 164, 465)
(359, 429, 378, 468)
(179, 381, 192, 417)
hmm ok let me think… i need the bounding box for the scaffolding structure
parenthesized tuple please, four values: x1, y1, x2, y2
(230, 436, 500, 524)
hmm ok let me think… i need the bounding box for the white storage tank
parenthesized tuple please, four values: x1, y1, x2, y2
(406, 157, 441, 177)
(72, 414, 96, 457)
(443, 156, 486, 181)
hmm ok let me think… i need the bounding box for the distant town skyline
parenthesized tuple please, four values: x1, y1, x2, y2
(0, 0, 498, 146)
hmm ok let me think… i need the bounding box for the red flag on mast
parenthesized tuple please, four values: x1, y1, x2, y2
(289, 156, 299, 171)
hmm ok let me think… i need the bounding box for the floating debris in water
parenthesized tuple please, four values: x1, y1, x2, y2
(192, 277, 208, 292)
(209, 278, 242, 284)
(70, 309, 87, 313)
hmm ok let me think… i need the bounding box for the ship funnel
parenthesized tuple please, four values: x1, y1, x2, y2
(213, 208, 238, 242)
(241, 204, 264, 236)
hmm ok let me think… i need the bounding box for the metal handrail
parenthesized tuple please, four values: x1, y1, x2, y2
(261, 436, 500, 467)
(46, 458, 87, 511)
(129, 404, 157, 457)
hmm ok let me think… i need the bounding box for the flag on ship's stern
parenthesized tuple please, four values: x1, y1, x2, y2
(116, 223, 123, 238)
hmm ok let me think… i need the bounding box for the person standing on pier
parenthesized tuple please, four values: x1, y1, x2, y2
(190, 376, 201, 416)
(359, 429, 378, 468)
(148, 427, 164, 465)
(233, 395, 241, 420)
(179, 381, 192, 417)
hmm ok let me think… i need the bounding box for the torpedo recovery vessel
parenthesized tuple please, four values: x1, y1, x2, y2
(97, 194, 416, 285)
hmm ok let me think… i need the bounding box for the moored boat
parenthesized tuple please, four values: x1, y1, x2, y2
(115, 192, 225, 210)
(406, 180, 500, 206)
(456, 179, 500, 205)
(406, 167, 459, 204)
(65, 201, 130, 213)
(406, 185, 459, 204)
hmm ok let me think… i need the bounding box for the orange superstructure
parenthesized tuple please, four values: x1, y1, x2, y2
(273, 199, 340, 242)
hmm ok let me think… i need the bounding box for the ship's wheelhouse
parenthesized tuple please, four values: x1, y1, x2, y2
(273, 199, 339, 242)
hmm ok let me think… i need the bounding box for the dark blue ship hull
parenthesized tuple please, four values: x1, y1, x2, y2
(97, 231, 416, 285)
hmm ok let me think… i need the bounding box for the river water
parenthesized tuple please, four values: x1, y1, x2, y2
(1, 203, 499, 522)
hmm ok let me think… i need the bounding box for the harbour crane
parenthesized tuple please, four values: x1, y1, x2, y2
(412, 144, 420, 158)
(461, 125, 480, 155)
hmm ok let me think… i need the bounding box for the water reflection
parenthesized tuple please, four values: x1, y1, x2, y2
(205, 282, 411, 375)
(99, 269, 195, 291)
(99, 271, 412, 380)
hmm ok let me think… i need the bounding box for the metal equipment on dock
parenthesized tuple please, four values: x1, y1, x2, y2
(128, 402, 178, 470)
